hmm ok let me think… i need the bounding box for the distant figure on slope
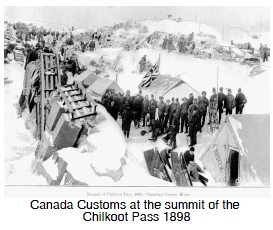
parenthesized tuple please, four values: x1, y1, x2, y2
(162, 35, 168, 50)
(235, 88, 247, 114)
(167, 37, 174, 53)
(139, 55, 146, 74)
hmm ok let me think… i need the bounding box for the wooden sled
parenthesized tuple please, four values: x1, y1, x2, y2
(144, 147, 172, 182)
(171, 152, 192, 187)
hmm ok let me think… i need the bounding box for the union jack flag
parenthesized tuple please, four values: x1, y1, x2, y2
(140, 59, 159, 88)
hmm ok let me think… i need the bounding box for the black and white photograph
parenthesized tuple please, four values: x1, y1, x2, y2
(4, 6, 270, 194)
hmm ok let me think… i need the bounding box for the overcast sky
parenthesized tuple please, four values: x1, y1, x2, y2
(4, 6, 270, 32)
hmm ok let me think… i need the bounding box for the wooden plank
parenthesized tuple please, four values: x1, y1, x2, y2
(75, 80, 97, 113)
(143, 148, 171, 182)
(56, 84, 74, 113)
(56, 54, 61, 85)
(171, 152, 192, 186)
(155, 147, 172, 182)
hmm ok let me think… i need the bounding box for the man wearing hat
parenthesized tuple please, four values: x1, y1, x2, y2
(198, 91, 209, 127)
(225, 89, 235, 115)
(121, 90, 133, 114)
(157, 96, 166, 122)
(142, 95, 149, 127)
(188, 98, 200, 146)
(169, 97, 176, 125)
(187, 93, 194, 107)
(163, 99, 171, 133)
(24, 43, 38, 70)
(149, 94, 157, 120)
(235, 88, 247, 114)
(217, 87, 226, 124)
(179, 97, 189, 133)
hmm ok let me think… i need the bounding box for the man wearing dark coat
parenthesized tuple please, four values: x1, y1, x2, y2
(149, 94, 157, 120)
(163, 99, 171, 133)
(217, 87, 226, 124)
(198, 91, 209, 127)
(157, 96, 166, 122)
(142, 95, 149, 127)
(148, 119, 162, 142)
(235, 88, 247, 114)
(179, 97, 189, 133)
(188, 99, 200, 146)
(122, 102, 132, 138)
(24, 44, 38, 70)
(225, 89, 235, 115)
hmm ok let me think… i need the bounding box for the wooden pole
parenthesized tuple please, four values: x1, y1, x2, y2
(116, 73, 118, 83)
(216, 67, 219, 124)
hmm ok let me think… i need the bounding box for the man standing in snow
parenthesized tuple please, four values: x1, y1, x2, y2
(24, 43, 38, 70)
(225, 89, 235, 115)
(121, 90, 133, 113)
(122, 101, 132, 138)
(133, 93, 143, 128)
(149, 94, 157, 120)
(198, 91, 209, 127)
(235, 88, 247, 114)
(139, 55, 146, 74)
(142, 95, 149, 127)
(168, 97, 176, 125)
(163, 99, 171, 133)
(217, 87, 226, 124)
(179, 97, 189, 133)
(162, 35, 168, 50)
(259, 43, 265, 62)
(264, 44, 269, 62)
(157, 96, 166, 122)
(187, 93, 194, 107)
(167, 37, 174, 53)
(188, 99, 200, 146)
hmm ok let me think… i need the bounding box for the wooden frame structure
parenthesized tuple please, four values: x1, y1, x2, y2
(39, 52, 61, 139)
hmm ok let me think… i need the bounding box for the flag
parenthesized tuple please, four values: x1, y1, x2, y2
(140, 59, 159, 88)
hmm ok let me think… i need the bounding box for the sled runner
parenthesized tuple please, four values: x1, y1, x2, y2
(171, 152, 192, 186)
(144, 147, 172, 182)
(180, 152, 193, 186)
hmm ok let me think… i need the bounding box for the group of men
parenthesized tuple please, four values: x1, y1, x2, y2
(259, 43, 270, 62)
(162, 34, 195, 54)
(80, 40, 96, 52)
(101, 86, 247, 149)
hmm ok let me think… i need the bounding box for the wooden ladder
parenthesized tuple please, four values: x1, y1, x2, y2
(39, 52, 61, 139)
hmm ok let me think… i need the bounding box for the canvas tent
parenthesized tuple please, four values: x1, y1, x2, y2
(75, 70, 99, 87)
(141, 75, 199, 100)
(200, 114, 270, 187)
(87, 78, 124, 97)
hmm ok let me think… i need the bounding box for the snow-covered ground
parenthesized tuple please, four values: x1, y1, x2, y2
(4, 19, 270, 187)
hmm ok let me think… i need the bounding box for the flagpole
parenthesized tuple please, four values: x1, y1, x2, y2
(156, 54, 160, 99)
